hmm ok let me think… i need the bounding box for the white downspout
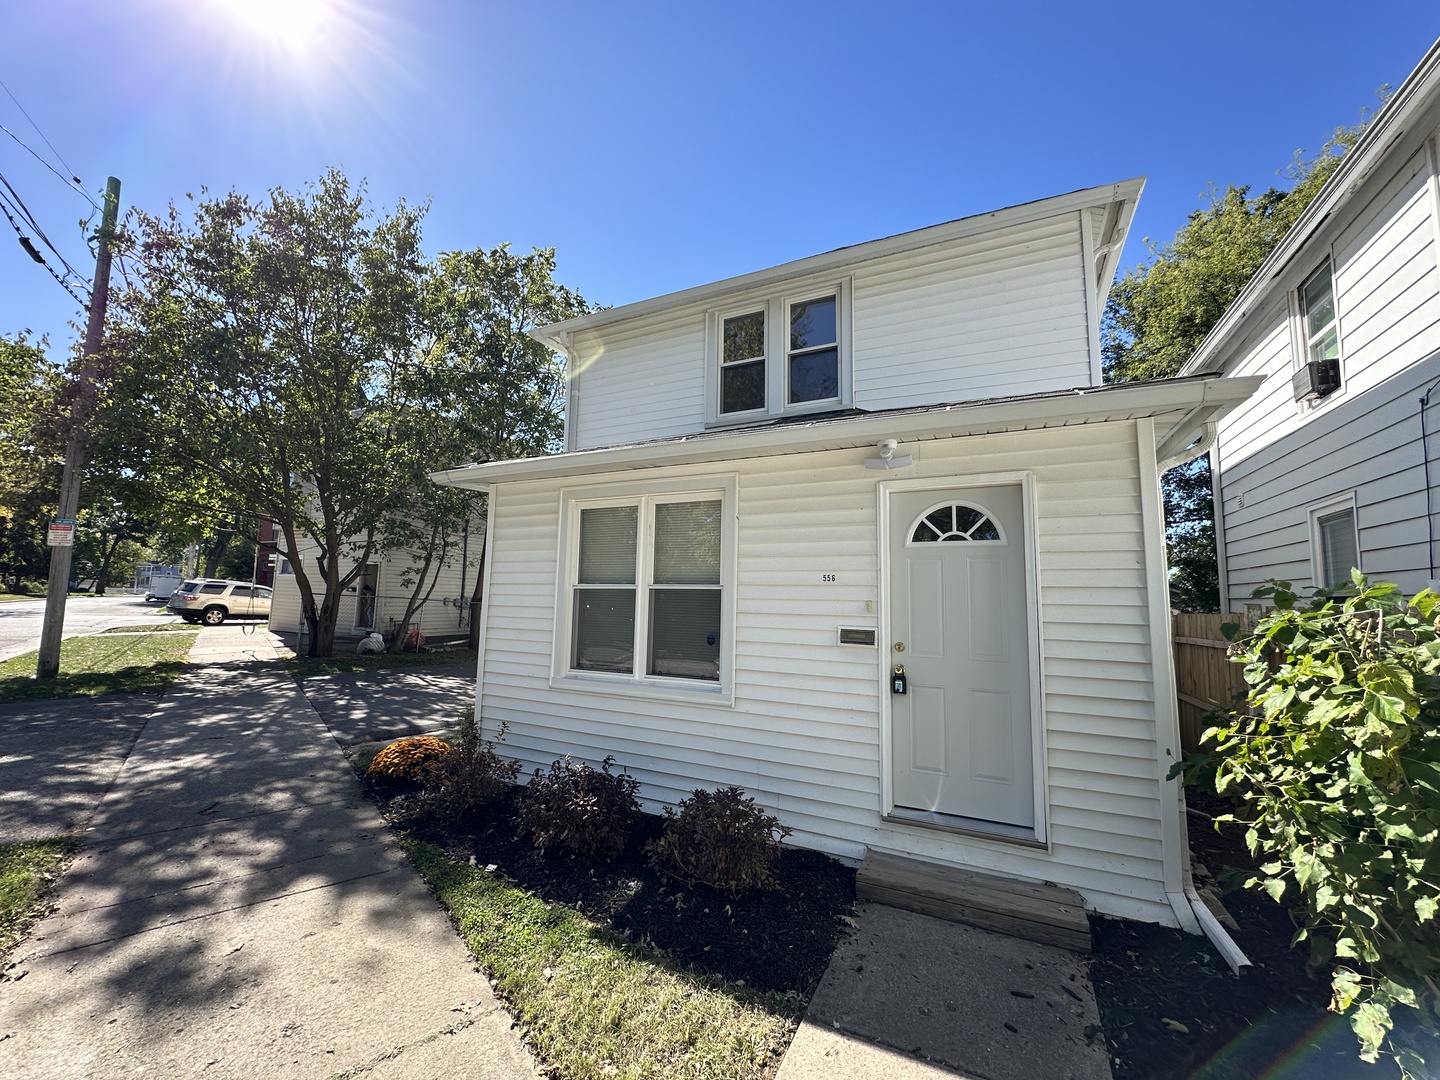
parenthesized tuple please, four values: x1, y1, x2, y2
(1143, 417, 1252, 973)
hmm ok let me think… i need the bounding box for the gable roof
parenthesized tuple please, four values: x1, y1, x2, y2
(530, 178, 1145, 351)
(1181, 38, 1440, 375)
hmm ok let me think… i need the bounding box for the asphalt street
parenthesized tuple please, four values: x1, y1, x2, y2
(0, 594, 182, 663)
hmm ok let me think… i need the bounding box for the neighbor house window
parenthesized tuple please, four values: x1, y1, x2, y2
(567, 487, 730, 686)
(709, 280, 851, 424)
(1300, 263, 1340, 365)
(1309, 495, 1359, 589)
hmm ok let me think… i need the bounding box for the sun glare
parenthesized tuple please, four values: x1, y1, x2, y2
(216, 0, 329, 48)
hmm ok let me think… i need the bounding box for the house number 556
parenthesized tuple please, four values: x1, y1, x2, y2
(821, 574, 837, 583)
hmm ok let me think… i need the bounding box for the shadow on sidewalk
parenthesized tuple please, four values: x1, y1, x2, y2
(0, 664, 529, 1079)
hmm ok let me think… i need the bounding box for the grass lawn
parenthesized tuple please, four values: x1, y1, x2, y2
(404, 839, 798, 1080)
(285, 648, 477, 680)
(0, 630, 197, 702)
(1, 836, 79, 955)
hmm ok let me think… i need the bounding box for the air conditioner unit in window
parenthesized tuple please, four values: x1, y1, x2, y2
(1292, 359, 1341, 402)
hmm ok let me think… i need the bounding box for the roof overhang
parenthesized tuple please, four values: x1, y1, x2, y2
(530, 177, 1145, 351)
(1181, 38, 1440, 375)
(431, 374, 1262, 489)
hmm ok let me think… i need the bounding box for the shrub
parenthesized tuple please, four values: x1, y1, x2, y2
(419, 711, 519, 819)
(366, 735, 451, 783)
(518, 755, 640, 859)
(1179, 575, 1440, 1078)
(648, 786, 791, 896)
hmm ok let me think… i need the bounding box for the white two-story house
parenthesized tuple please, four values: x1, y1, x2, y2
(1181, 40, 1440, 606)
(433, 180, 1261, 933)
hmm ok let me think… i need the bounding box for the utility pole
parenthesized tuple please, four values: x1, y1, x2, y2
(36, 176, 121, 680)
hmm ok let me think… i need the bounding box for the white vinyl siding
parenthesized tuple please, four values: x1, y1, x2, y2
(1218, 352, 1440, 604)
(1212, 132, 1440, 606)
(267, 538, 476, 640)
(851, 214, 1092, 410)
(567, 213, 1095, 450)
(478, 420, 1173, 923)
(570, 310, 707, 449)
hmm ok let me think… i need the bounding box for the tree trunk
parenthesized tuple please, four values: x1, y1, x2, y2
(93, 535, 120, 595)
(202, 532, 232, 577)
(311, 597, 338, 657)
(388, 525, 446, 653)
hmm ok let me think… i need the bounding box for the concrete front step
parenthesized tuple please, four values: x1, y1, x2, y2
(856, 850, 1091, 952)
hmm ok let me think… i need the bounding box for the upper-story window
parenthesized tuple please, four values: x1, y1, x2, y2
(1301, 263, 1339, 365)
(721, 310, 766, 414)
(787, 296, 838, 404)
(710, 280, 851, 424)
(1292, 262, 1343, 406)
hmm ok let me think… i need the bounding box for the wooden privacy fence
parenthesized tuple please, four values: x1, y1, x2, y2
(1172, 612, 1257, 754)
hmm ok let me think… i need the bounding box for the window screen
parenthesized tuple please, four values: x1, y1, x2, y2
(1317, 508, 1358, 589)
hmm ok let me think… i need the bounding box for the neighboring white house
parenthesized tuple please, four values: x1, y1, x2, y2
(1181, 40, 1440, 607)
(433, 180, 1262, 929)
(268, 532, 482, 646)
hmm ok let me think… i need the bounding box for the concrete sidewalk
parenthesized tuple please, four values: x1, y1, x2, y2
(777, 903, 1111, 1080)
(298, 663, 475, 747)
(0, 652, 538, 1078)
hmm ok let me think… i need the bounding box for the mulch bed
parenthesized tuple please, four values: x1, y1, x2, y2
(370, 775, 1403, 1077)
(380, 786, 856, 998)
(1089, 789, 1395, 1079)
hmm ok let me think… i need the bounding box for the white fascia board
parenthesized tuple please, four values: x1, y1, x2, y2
(1095, 192, 1141, 305)
(530, 178, 1146, 351)
(1181, 38, 1440, 376)
(430, 376, 1262, 489)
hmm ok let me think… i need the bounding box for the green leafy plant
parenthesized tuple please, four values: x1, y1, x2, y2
(1179, 573, 1439, 1076)
(648, 786, 792, 896)
(419, 709, 519, 819)
(365, 734, 451, 783)
(518, 755, 640, 859)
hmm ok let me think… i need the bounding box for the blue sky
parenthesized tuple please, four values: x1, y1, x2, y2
(2, 2, 1438, 350)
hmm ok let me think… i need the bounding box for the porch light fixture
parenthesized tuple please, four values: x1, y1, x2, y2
(863, 439, 913, 470)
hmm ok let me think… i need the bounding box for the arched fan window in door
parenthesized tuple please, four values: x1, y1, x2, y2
(907, 502, 1005, 544)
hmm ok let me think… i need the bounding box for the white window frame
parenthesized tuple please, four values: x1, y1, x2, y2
(1292, 259, 1345, 413)
(553, 474, 738, 704)
(705, 277, 852, 426)
(1307, 492, 1360, 590)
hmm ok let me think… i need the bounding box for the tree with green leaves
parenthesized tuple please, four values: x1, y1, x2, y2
(1103, 117, 1376, 610)
(108, 170, 586, 655)
(369, 244, 585, 650)
(0, 335, 64, 590)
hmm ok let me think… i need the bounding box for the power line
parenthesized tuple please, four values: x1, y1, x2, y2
(0, 77, 85, 192)
(0, 169, 86, 282)
(0, 193, 87, 307)
(0, 124, 99, 208)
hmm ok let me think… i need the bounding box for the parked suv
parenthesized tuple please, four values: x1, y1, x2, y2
(167, 579, 273, 626)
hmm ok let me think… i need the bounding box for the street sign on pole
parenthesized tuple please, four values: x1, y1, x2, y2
(46, 520, 75, 547)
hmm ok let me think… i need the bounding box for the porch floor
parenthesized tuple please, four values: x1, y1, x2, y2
(856, 850, 1091, 952)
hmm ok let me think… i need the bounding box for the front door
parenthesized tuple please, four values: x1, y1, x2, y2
(889, 484, 1034, 829)
(356, 565, 378, 631)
